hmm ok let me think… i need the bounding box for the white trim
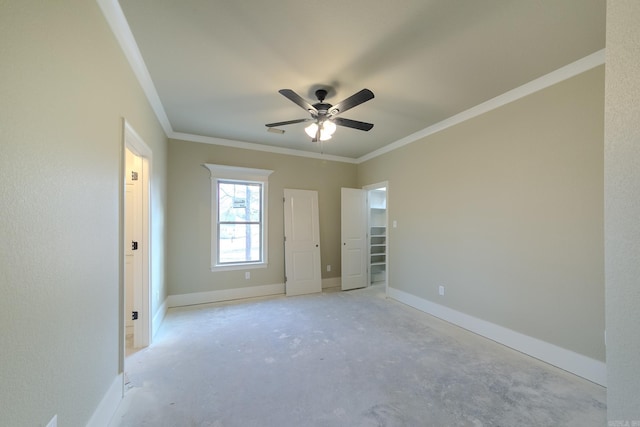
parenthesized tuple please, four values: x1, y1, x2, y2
(157, 47, 604, 164)
(167, 283, 285, 307)
(124, 121, 152, 157)
(387, 287, 607, 387)
(203, 163, 274, 181)
(208, 262, 268, 273)
(96, 0, 172, 135)
(357, 49, 606, 163)
(203, 164, 273, 271)
(152, 298, 168, 338)
(86, 373, 124, 427)
(322, 277, 341, 289)
(123, 120, 152, 349)
(173, 132, 358, 164)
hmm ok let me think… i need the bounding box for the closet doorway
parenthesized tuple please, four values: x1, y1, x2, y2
(341, 182, 389, 292)
(364, 182, 388, 289)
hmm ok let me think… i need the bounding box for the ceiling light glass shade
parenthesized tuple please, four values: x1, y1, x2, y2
(322, 120, 336, 136)
(305, 121, 336, 141)
(304, 123, 318, 138)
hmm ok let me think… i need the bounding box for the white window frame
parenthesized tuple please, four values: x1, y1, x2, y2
(204, 164, 274, 272)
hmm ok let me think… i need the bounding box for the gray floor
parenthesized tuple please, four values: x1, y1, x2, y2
(110, 286, 606, 426)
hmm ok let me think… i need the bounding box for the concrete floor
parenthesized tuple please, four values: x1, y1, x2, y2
(110, 286, 606, 426)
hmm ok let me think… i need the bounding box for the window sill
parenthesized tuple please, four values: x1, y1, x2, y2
(211, 262, 267, 272)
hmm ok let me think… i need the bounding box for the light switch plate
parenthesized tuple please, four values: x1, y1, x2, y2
(46, 415, 57, 427)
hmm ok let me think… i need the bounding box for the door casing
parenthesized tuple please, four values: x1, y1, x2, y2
(119, 120, 152, 373)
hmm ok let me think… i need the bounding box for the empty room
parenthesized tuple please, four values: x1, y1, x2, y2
(2, 1, 639, 426)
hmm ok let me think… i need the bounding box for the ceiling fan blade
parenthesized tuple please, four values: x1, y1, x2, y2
(279, 89, 318, 113)
(265, 118, 312, 127)
(328, 89, 374, 116)
(333, 117, 374, 131)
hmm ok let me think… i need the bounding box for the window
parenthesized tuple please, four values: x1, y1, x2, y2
(217, 180, 262, 264)
(204, 164, 273, 271)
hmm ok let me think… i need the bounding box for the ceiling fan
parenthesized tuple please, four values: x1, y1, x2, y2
(266, 88, 374, 142)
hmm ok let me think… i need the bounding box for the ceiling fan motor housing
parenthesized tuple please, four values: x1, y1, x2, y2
(313, 90, 334, 116)
(313, 103, 333, 116)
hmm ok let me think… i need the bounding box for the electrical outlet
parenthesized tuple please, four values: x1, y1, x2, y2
(438, 285, 445, 296)
(327, 265, 331, 272)
(245, 272, 250, 280)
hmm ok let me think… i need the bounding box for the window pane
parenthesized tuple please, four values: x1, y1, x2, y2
(218, 223, 261, 263)
(218, 182, 261, 222)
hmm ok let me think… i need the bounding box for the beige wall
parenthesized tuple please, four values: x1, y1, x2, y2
(0, 1, 168, 425)
(0, 1, 618, 424)
(167, 140, 357, 296)
(359, 67, 605, 362)
(605, 0, 640, 420)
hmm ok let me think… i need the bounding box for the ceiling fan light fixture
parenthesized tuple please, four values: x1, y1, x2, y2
(305, 121, 336, 141)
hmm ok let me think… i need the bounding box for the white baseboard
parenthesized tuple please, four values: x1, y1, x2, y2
(387, 287, 607, 387)
(322, 277, 341, 289)
(152, 298, 167, 339)
(86, 373, 123, 427)
(167, 283, 285, 308)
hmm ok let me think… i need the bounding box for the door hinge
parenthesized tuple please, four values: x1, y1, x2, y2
(132, 311, 139, 320)
(131, 171, 139, 181)
(132, 241, 139, 251)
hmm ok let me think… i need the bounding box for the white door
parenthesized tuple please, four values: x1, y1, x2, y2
(341, 188, 367, 290)
(284, 189, 322, 296)
(125, 147, 144, 348)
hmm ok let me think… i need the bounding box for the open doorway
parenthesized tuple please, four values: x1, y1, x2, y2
(364, 182, 388, 291)
(122, 121, 151, 362)
(340, 183, 389, 293)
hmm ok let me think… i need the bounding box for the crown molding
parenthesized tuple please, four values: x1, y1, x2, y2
(170, 132, 359, 164)
(96, 0, 172, 135)
(97, 0, 604, 165)
(357, 49, 605, 164)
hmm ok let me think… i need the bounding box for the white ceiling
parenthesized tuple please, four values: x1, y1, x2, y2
(116, 0, 605, 160)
